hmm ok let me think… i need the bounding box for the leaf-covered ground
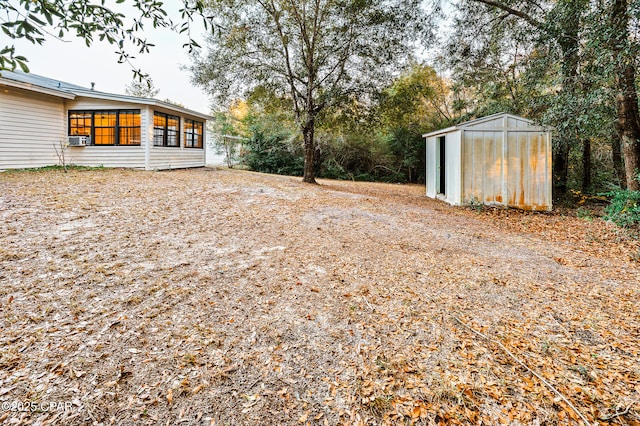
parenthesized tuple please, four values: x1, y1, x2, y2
(0, 168, 638, 426)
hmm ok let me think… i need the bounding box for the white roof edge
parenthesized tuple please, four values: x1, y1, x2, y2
(423, 113, 552, 138)
(0, 77, 76, 99)
(422, 125, 458, 138)
(70, 90, 213, 121)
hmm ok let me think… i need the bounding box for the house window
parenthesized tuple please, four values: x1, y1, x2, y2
(94, 111, 116, 145)
(69, 112, 91, 136)
(118, 110, 141, 145)
(154, 112, 180, 147)
(68, 110, 141, 146)
(184, 119, 204, 148)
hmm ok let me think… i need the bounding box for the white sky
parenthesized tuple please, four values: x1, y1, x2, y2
(9, 0, 211, 113)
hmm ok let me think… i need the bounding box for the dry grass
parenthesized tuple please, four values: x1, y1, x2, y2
(0, 167, 638, 425)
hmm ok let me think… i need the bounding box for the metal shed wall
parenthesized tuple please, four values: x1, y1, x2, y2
(461, 129, 551, 211)
(424, 113, 552, 211)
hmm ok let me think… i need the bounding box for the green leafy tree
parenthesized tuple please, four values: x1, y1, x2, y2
(377, 64, 453, 182)
(190, 0, 429, 183)
(453, 0, 640, 192)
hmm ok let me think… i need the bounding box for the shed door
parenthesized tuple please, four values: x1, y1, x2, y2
(438, 136, 446, 195)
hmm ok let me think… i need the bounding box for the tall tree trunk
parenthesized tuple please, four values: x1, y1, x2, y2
(302, 116, 317, 184)
(554, 30, 580, 198)
(611, 0, 640, 191)
(582, 138, 591, 192)
(612, 127, 627, 188)
(553, 141, 570, 196)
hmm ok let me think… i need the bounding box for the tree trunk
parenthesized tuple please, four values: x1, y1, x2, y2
(553, 141, 570, 196)
(302, 117, 317, 184)
(582, 138, 591, 192)
(611, 0, 640, 191)
(612, 128, 626, 188)
(553, 2, 582, 198)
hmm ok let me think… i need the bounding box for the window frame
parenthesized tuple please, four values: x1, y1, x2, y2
(68, 110, 141, 146)
(153, 111, 181, 148)
(184, 119, 204, 149)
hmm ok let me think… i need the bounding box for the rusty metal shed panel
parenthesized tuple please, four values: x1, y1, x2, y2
(423, 113, 552, 211)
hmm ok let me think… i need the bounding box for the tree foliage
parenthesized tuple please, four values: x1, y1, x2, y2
(443, 0, 640, 195)
(216, 64, 451, 183)
(190, 0, 429, 183)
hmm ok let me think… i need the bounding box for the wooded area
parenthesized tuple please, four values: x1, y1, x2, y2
(202, 0, 640, 207)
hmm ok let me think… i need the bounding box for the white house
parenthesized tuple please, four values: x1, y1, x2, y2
(423, 113, 552, 211)
(0, 70, 213, 171)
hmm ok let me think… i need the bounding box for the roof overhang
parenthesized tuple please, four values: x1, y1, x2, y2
(422, 125, 458, 138)
(0, 76, 76, 99)
(71, 89, 213, 121)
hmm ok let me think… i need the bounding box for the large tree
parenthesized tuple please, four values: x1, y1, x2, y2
(190, 0, 428, 183)
(460, 0, 640, 191)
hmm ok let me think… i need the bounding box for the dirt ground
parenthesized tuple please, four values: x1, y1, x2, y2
(0, 167, 638, 426)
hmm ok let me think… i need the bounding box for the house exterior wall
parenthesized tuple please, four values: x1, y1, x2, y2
(65, 97, 148, 168)
(67, 98, 205, 170)
(147, 106, 205, 170)
(0, 87, 66, 170)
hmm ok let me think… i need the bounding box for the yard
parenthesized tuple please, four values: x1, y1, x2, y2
(0, 168, 638, 425)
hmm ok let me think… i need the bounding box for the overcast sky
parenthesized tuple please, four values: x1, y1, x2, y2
(10, 0, 211, 114)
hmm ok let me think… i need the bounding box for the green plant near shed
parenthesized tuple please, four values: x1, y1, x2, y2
(603, 189, 640, 228)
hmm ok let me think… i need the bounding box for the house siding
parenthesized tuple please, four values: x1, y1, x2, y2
(0, 87, 65, 170)
(148, 148, 205, 170)
(66, 98, 149, 168)
(1, 75, 209, 170)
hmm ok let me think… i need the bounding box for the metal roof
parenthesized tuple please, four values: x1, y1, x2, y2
(0, 70, 213, 121)
(422, 112, 547, 138)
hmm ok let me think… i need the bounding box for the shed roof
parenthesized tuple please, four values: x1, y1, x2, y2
(0, 70, 213, 121)
(422, 112, 547, 138)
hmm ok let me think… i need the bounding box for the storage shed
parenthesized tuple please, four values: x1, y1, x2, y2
(423, 113, 552, 211)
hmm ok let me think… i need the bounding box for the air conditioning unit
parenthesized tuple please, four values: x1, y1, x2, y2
(68, 136, 90, 146)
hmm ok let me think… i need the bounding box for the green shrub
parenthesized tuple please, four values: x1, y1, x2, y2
(603, 189, 640, 228)
(243, 129, 304, 176)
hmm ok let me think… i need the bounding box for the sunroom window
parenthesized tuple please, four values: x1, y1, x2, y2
(184, 119, 204, 149)
(154, 112, 180, 147)
(68, 110, 141, 146)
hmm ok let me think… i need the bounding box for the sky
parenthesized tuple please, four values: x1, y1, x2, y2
(10, 0, 212, 114)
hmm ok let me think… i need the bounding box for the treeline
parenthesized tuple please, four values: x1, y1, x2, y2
(213, 65, 453, 184)
(212, 0, 640, 198)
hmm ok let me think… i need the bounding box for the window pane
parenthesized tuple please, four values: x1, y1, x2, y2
(69, 112, 92, 136)
(119, 111, 140, 127)
(184, 120, 204, 148)
(95, 128, 115, 145)
(154, 113, 166, 127)
(154, 128, 165, 146)
(120, 127, 141, 145)
(95, 111, 116, 126)
(168, 115, 179, 131)
(167, 132, 179, 147)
